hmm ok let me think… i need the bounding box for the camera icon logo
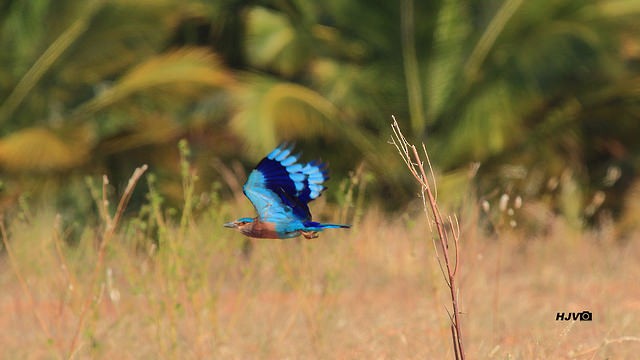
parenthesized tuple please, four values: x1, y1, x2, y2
(556, 310, 593, 321)
(579, 311, 593, 321)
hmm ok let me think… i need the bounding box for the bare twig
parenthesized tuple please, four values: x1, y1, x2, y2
(67, 165, 148, 359)
(52, 215, 77, 292)
(101, 175, 112, 228)
(390, 116, 465, 360)
(211, 158, 245, 204)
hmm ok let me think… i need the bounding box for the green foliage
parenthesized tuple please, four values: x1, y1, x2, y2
(0, 0, 639, 226)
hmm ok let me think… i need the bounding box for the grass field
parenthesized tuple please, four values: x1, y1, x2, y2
(1, 185, 639, 360)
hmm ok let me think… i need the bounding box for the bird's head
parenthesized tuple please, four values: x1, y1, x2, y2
(223, 217, 255, 233)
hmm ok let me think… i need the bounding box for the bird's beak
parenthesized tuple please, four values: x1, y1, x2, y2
(223, 222, 237, 228)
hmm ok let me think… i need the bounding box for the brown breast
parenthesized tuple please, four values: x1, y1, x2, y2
(242, 220, 298, 239)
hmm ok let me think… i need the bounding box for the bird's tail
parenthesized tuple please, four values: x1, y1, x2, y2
(302, 221, 351, 231)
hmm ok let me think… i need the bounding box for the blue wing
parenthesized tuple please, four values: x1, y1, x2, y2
(242, 144, 328, 223)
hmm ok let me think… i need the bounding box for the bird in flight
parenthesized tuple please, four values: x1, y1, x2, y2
(224, 144, 350, 239)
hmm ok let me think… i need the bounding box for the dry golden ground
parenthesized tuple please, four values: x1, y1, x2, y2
(0, 207, 639, 359)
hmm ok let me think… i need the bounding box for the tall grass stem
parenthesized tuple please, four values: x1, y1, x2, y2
(66, 164, 148, 359)
(390, 116, 465, 360)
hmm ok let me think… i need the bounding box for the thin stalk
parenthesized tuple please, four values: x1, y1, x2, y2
(391, 116, 465, 359)
(464, 0, 523, 83)
(66, 165, 148, 359)
(400, 0, 426, 135)
(0, 0, 105, 125)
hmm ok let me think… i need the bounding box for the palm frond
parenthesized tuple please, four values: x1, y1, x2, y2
(96, 114, 181, 155)
(58, 0, 186, 85)
(425, 0, 471, 123)
(230, 75, 337, 155)
(0, 0, 105, 126)
(436, 80, 521, 167)
(230, 74, 379, 163)
(584, 0, 640, 18)
(464, 0, 524, 83)
(71, 48, 234, 120)
(310, 59, 390, 125)
(0, 126, 91, 172)
(245, 6, 313, 76)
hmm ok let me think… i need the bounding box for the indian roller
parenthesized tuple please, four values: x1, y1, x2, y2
(224, 144, 350, 239)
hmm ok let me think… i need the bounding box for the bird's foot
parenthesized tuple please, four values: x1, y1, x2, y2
(301, 231, 319, 239)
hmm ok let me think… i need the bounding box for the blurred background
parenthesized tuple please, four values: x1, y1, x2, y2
(1, 0, 640, 234)
(3, 2, 640, 357)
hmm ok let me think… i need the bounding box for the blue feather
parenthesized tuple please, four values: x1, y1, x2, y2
(231, 143, 350, 239)
(243, 144, 329, 222)
(302, 221, 351, 230)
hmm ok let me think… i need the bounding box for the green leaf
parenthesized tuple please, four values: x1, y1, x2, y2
(230, 75, 338, 155)
(72, 48, 234, 119)
(0, 126, 92, 172)
(425, 0, 471, 122)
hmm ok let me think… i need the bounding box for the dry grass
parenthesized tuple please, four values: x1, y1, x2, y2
(1, 197, 639, 359)
(0, 141, 638, 359)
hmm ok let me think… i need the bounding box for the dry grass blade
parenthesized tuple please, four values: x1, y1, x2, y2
(570, 336, 640, 358)
(52, 214, 78, 298)
(390, 116, 465, 360)
(0, 216, 61, 357)
(66, 164, 148, 359)
(211, 158, 246, 205)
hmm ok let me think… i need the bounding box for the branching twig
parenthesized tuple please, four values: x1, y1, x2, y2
(390, 116, 465, 360)
(67, 165, 148, 359)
